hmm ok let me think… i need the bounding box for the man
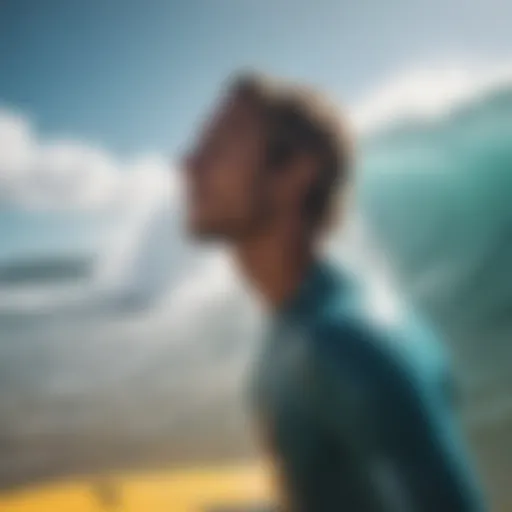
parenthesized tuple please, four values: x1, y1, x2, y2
(183, 72, 485, 511)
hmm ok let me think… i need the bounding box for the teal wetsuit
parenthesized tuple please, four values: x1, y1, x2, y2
(250, 261, 485, 512)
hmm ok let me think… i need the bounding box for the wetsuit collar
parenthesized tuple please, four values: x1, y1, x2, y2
(276, 259, 337, 322)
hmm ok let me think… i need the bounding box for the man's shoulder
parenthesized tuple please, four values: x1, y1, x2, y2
(307, 269, 389, 349)
(309, 277, 448, 385)
(311, 293, 394, 365)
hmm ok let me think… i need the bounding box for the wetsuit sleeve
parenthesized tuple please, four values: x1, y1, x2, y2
(315, 319, 485, 512)
(379, 364, 485, 511)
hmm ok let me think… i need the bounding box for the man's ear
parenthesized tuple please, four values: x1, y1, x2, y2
(283, 152, 318, 204)
(270, 151, 318, 215)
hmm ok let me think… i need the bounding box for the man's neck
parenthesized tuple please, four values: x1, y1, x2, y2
(234, 224, 315, 310)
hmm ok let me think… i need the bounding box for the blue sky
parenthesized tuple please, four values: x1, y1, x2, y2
(1, 0, 511, 154)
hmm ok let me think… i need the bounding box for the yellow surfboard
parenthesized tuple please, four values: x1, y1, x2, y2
(0, 463, 272, 512)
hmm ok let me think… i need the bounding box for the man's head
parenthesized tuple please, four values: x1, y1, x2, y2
(183, 72, 353, 242)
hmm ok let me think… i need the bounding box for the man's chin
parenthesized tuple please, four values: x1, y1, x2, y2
(185, 215, 258, 243)
(186, 220, 229, 243)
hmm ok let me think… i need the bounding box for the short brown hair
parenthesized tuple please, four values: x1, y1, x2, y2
(227, 71, 354, 230)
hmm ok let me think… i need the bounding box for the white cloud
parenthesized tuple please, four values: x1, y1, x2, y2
(350, 61, 512, 133)
(0, 107, 182, 310)
(0, 107, 179, 211)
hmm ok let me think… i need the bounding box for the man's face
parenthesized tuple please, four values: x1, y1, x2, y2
(183, 93, 269, 241)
